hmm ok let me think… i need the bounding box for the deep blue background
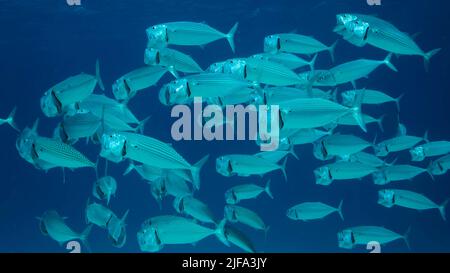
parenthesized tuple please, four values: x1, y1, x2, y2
(0, 0, 449, 253)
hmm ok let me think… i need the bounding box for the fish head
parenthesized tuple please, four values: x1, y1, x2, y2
(158, 79, 190, 106)
(263, 35, 281, 54)
(16, 127, 39, 164)
(224, 190, 238, 205)
(206, 61, 225, 73)
(314, 166, 333, 186)
(146, 24, 168, 49)
(312, 140, 330, 161)
(372, 170, 388, 185)
(249, 91, 265, 106)
(336, 14, 358, 27)
(40, 92, 59, 117)
(373, 143, 388, 157)
(100, 133, 127, 163)
(314, 71, 335, 85)
(112, 79, 129, 101)
(172, 196, 184, 213)
(137, 224, 163, 252)
(223, 59, 247, 79)
(286, 208, 298, 220)
(410, 146, 425, 162)
(216, 156, 233, 177)
(224, 205, 237, 222)
(150, 179, 167, 204)
(341, 90, 357, 107)
(429, 160, 446, 176)
(144, 48, 161, 66)
(107, 215, 127, 248)
(378, 189, 395, 208)
(337, 229, 355, 249)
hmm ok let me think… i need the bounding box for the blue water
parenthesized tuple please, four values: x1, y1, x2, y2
(0, 0, 449, 253)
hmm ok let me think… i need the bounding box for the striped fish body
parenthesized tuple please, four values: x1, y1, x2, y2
(33, 137, 95, 169)
(277, 33, 329, 55)
(52, 73, 97, 107)
(244, 58, 302, 86)
(225, 205, 266, 231)
(113, 66, 168, 100)
(350, 226, 403, 245)
(330, 59, 387, 85)
(382, 135, 424, 153)
(147, 216, 215, 245)
(320, 134, 371, 158)
(144, 48, 203, 73)
(383, 165, 426, 182)
(225, 155, 282, 177)
(280, 98, 352, 130)
(187, 73, 250, 98)
(287, 202, 338, 221)
(79, 94, 139, 124)
(389, 189, 439, 211)
(165, 22, 228, 46)
(329, 161, 377, 180)
(357, 14, 425, 56)
(252, 53, 311, 70)
(62, 112, 101, 140)
(349, 152, 385, 167)
(121, 132, 191, 170)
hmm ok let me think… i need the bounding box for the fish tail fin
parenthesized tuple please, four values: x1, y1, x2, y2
(403, 226, 412, 251)
(426, 160, 436, 180)
(337, 199, 344, 221)
(288, 144, 299, 160)
(85, 197, 91, 225)
(136, 115, 151, 134)
(226, 22, 239, 53)
(330, 88, 338, 102)
(191, 154, 210, 190)
(121, 209, 130, 224)
(80, 224, 93, 253)
(376, 114, 386, 133)
(31, 118, 40, 135)
(395, 93, 405, 112)
(215, 218, 230, 247)
(123, 160, 136, 176)
(265, 179, 274, 199)
(264, 226, 271, 242)
(351, 89, 367, 133)
(439, 198, 449, 221)
(423, 48, 441, 72)
(308, 53, 318, 72)
(167, 66, 180, 79)
(383, 53, 398, 72)
(95, 59, 105, 91)
(279, 157, 288, 182)
(6, 106, 19, 132)
(328, 40, 338, 63)
(423, 130, 429, 143)
(426, 161, 435, 181)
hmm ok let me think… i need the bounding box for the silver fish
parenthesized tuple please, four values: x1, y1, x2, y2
(410, 141, 450, 162)
(146, 21, 239, 52)
(225, 180, 273, 204)
(338, 226, 410, 249)
(144, 47, 203, 74)
(378, 189, 449, 220)
(287, 200, 344, 221)
(315, 161, 378, 186)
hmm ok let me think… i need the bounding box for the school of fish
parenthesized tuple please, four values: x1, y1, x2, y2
(3, 13, 449, 252)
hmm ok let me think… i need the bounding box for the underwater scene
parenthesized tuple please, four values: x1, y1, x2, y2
(0, 0, 449, 253)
